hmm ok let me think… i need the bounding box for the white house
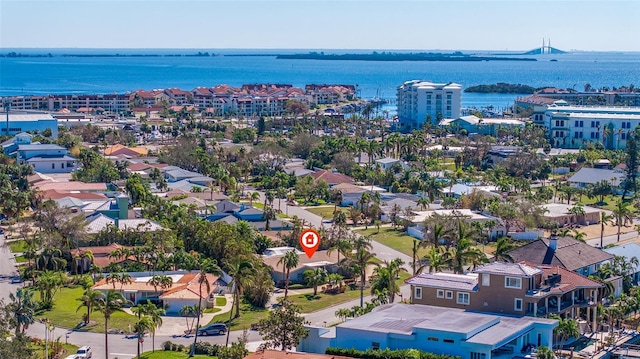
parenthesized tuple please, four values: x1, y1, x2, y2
(404, 209, 506, 240)
(299, 303, 557, 359)
(16, 143, 77, 173)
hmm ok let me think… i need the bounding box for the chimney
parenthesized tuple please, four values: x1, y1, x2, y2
(549, 233, 558, 251)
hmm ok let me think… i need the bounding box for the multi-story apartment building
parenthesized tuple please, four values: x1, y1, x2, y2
(397, 80, 462, 131)
(305, 84, 355, 104)
(541, 104, 640, 149)
(406, 261, 602, 332)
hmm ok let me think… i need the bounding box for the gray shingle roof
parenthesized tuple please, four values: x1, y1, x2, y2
(405, 272, 478, 291)
(474, 262, 542, 277)
(507, 237, 613, 271)
(568, 168, 623, 186)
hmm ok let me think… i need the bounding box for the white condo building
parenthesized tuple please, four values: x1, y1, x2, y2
(541, 103, 640, 149)
(397, 80, 462, 131)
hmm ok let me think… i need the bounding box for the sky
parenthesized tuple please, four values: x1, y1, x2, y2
(1, 0, 639, 51)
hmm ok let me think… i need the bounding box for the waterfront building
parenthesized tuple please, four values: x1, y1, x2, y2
(397, 80, 462, 131)
(299, 303, 557, 359)
(540, 104, 640, 149)
(0, 112, 59, 138)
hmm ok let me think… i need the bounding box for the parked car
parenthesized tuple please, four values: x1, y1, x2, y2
(10, 276, 23, 284)
(75, 346, 92, 358)
(197, 323, 227, 336)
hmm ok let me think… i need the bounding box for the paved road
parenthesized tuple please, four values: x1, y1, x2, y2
(0, 233, 21, 302)
(586, 228, 639, 248)
(267, 194, 413, 270)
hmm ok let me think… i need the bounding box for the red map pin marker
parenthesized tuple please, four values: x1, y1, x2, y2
(299, 229, 321, 258)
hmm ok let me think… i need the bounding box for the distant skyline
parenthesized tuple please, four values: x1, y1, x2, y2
(1, 0, 639, 51)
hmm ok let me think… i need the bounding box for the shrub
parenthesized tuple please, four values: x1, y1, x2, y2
(194, 341, 221, 356)
(288, 284, 306, 290)
(162, 341, 172, 351)
(177, 344, 186, 352)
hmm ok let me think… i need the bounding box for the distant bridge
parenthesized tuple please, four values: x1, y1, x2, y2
(521, 38, 567, 55)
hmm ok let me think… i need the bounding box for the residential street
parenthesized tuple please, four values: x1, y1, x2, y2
(4, 196, 639, 358)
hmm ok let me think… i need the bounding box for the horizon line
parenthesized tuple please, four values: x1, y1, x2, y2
(2, 47, 639, 53)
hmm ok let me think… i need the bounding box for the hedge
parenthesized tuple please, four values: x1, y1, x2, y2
(325, 347, 460, 359)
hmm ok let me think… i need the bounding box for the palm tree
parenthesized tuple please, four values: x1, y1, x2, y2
(304, 267, 328, 296)
(249, 191, 260, 206)
(94, 290, 129, 359)
(179, 305, 196, 335)
(133, 316, 154, 359)
(535, 346, 555, 359)
(444, 237, 488, 274)
(190, 258, 221, 358)
(418, 246, 449, 274)
(346, 236, 377, 307)
(132, 300, 165, 354)
(76, 288, 102, 325)
(613, 200, 634, 242)
(553, 315, 580, 352)
(278, 250, 299, 299)
(327, 237, 351, 269)
(8, 288, 36, 335)
(600, 211, 614, 248)
(225, 258, 255, 319)
(493, 237, 515, 262)
(371, 259, 406, 303)
(417, 196, 430, 210)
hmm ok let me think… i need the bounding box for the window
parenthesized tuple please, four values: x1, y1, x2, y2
(591, 121, 600, 128)
(482, 273, 490, 286)
(590, 132, 599, 139)
(505, 277, 522, 289)
(575, 120, 584, 127)
(471, 353, 484, 359)
(443, 339, 455, 343)
(372, 342, 380, 350)
(555, 120, 565, 127)
(437, 290, 445, 298)
(574, 131, 583, 139)
(457, 292, 470, 305)
(514, 298, 523, 311)
(622, 133, 627, 140)
(51, 163, 55, 169)
(446, 291, 453, 299)
(427, 337, 439, 342)
(414, 287, 422, 299)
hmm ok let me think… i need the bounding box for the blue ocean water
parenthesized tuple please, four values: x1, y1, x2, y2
(1, 49, 639, 110)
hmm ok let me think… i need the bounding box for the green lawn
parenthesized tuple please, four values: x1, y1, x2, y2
(14, 255, 27, 263)
(215, 297, 227, 307)
(305, 206, 343, 219)
(8, 239, 26, 253)
(358, 228, 428, 257)
(209, 302, 268, 330)
(203, 307, 222, 314)
(289, 288, 362, 313)
(30, 342, 79, 359)
(34, 286, 138, 333)
(141, 351, 211, 359)
(576, 194, 627, 211)
(289, 272, 412, 313)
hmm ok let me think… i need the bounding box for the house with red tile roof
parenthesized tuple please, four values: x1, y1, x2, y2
(104, 144, 149, 157)
(92, 271, 224, 313)
(308, 170, 355, 187)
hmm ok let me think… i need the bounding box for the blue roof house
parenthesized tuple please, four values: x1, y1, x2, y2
(234, 205, 265, 221)
(299, 303, 557, 359)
